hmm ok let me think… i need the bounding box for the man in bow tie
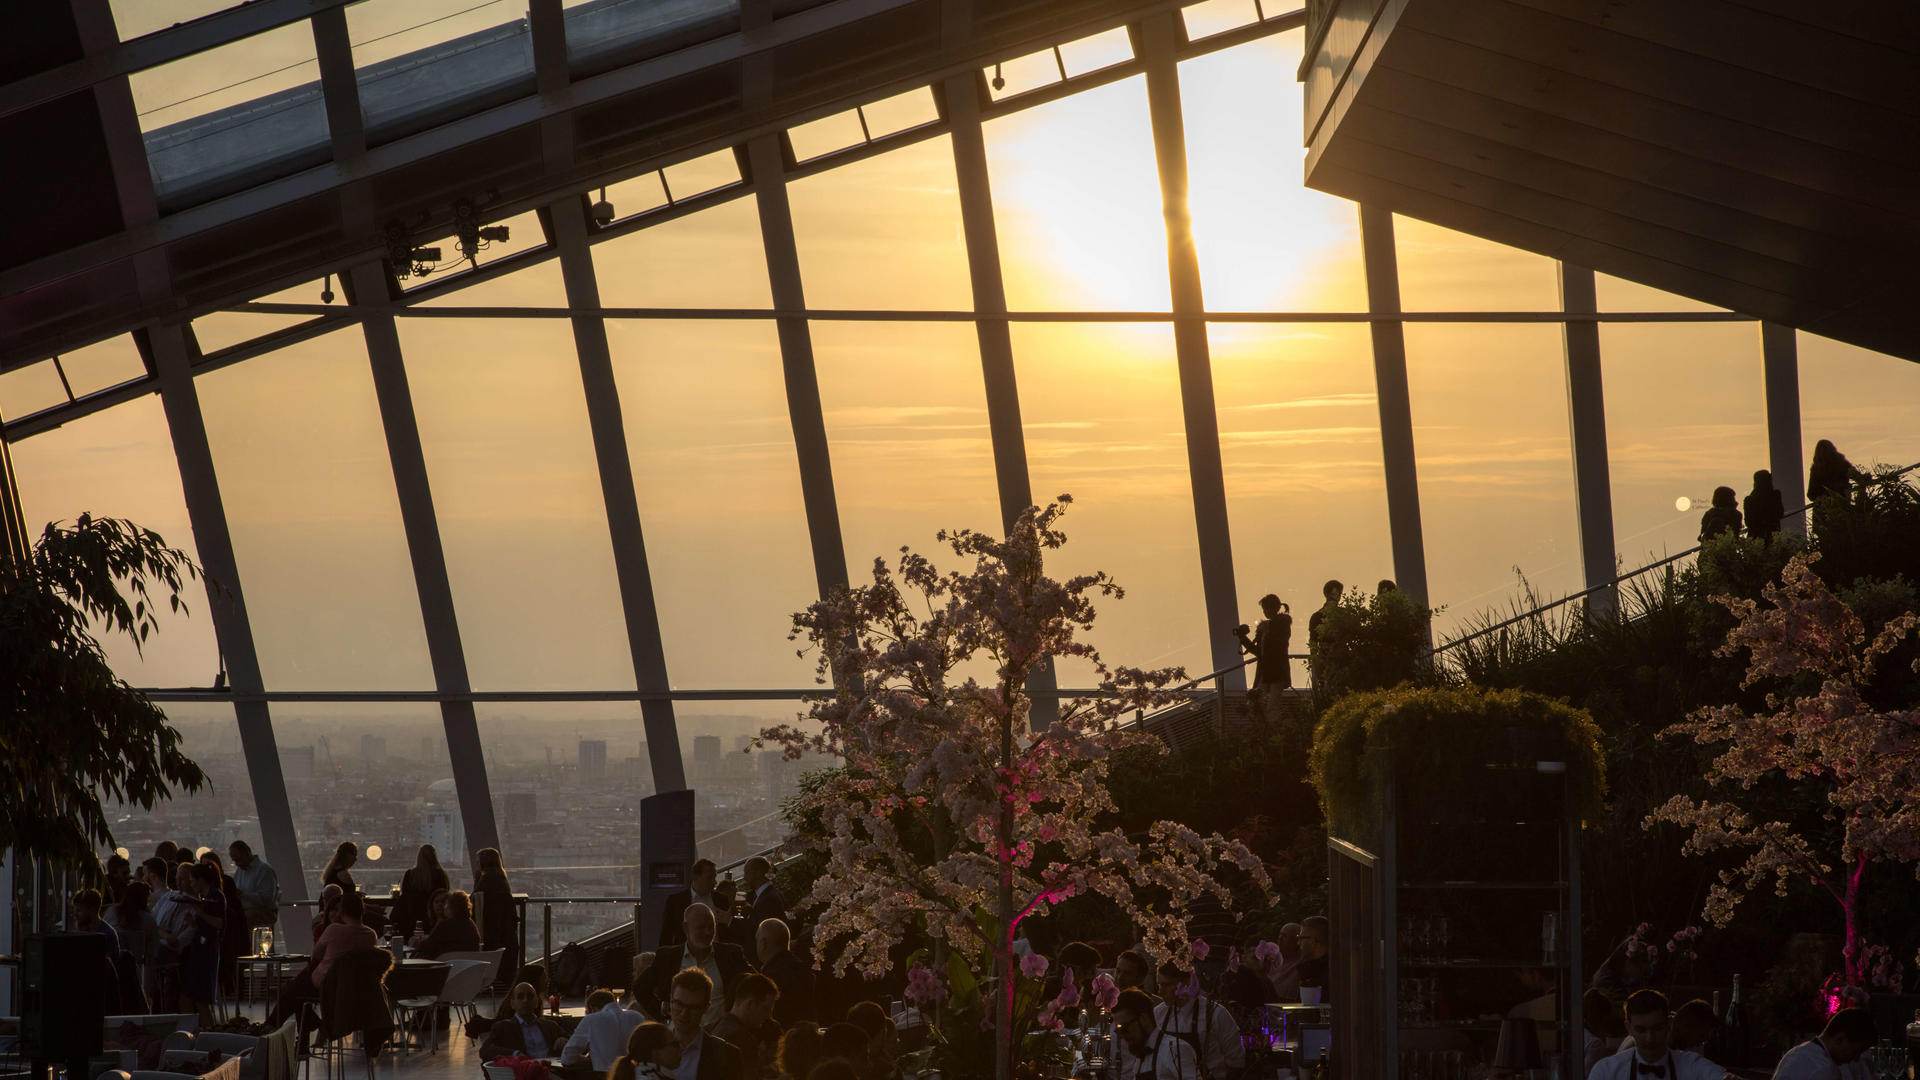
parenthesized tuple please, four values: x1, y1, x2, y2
(1590, 990, 1731, 1080)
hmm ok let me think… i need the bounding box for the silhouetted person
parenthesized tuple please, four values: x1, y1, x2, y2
(1742, 470, 1785, 541)
(1308, 580, 1343, 641)
(1698, 487, 1741, 542)
(1807, 439, 1861, 504)
(1377, 579, 1397, 594)
(1235, 594, 1293, 720)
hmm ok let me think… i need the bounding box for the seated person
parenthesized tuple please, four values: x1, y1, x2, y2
(845, 1000, 903, 1080)
(268, 890, 377, 1046)
(1590, 990, 1730, 1080)
(561, 989, 647, 1071)
(482, 981, 566, 1061)
(412, 890, 480, 959)
(709, 974, 781, 1078)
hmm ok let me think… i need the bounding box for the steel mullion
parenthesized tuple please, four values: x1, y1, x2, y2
(1559, 263, 1619, 618)
(1358, 204, 1431, 605)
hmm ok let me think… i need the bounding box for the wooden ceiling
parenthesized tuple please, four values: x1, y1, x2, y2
(1300, 0, 1920, 360)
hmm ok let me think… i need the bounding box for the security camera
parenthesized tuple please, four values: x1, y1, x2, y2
(591, 199, 616, 226)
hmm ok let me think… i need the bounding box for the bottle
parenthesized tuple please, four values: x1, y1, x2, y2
(1722, 974, 1746, 1066)
(1315, 1047, 1331, 1080)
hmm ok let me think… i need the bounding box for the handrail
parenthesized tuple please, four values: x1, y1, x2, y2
(1432, 460, 1920, 657)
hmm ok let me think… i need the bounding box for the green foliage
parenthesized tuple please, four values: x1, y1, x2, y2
(1309, 685, 1606, 845)
(1, 514, 208, 871)
(1311, 586, 1436, 705)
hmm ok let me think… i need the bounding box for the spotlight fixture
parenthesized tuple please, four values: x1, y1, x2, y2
(591, 186, 615, 226)
(991, 62, 1005, 91)
(385, 221, 440, 279)
(320, 273, 335, 304)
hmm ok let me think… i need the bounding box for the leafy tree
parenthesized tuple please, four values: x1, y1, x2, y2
(1647, 553, 1920, 989)
(1, 514, 209, 870)
(1311, 585, 1434, 706)
(758, 499, 1268, 1080)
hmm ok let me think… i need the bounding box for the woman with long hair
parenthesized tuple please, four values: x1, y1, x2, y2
(473, 847, 518, 986)
(319, 842, 359, 894)
(199, 850, 250, 1000)
(398, 843, 450, 938)
(413, 890, 480, 959)
(606, 1022, 680, 1080)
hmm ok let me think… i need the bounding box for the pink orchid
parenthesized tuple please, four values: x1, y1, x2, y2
(1190, 937, 1210, 962)
(1019, 953, 1049, 979)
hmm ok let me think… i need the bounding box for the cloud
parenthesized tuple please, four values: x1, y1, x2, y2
(1219, 393, 1377, 412)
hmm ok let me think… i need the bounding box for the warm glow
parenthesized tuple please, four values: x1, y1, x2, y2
(366, 844, 384, 861)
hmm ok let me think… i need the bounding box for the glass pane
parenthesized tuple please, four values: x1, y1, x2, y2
(11, 397, 219, 689)
(1058, 28, 1133, 77)
(663, 150, 742, 201)
(1393, 215, 1561, 312)
(59, 336, 148, 397)
(985, 49, 1064, 102)
(1183, 33, 1364, 312)
(193, 278, 335, 356)
(1797, 332, 1920, 473)
(1404, 324, 1581, 633)
(987, 77, 1169, 312)
(1594, 273, 1727, 313)
(101, 703, 262, 866)
(400, 318, 635, 690)
(113, 1, 239, 41)
(564, 0, 739, 71)
(593, 197, 771, 308)
(0, 361, 68, 419)
(414, 257, 570, 309)
(1012, 323, 1210, 682)
(599, 171, 671, 225)
(1182, 0, 1261, 40)
(1212, 322, 1392, 686)
(607, 320, 815, 690)
(268, 702, 449, 891)
(859, 88, 940, 138)
(346, 0, 535, 144)
(789, 110, 867, 162)
(197, 327, 435, 690)
(788, 136, 972, 310)
(129, 22, 327, 208)
(1601, 323, 1768, 569)
(811, 321, 1001, 580)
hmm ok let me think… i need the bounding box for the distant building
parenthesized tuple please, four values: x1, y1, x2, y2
(422, 778, 464, 859)
(692, 736, 721, 778)
(361, 734, 388, 761)
(504, 791, 538, 826)
(579, 739, 607, 783)
(279, 745, 315, 779)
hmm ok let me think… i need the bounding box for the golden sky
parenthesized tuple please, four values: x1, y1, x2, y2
(9, 7, 1920, 717)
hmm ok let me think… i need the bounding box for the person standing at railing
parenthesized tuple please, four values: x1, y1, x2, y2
(733, 857, 786, 952)
(1744, 470, 1786, 542)
(1308, 580, 1343, 698)
(1808, 439, 1865, 505)
(397, 843, 450, 939)
(475, 847, 520, 989)
(1699, 487, 1742, 543)
(1235, 593, 1293, 723)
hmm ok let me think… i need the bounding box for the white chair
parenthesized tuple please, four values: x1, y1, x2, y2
(435, 949, 505, 1018)
(393, 959, 483, 1055)
(427, 958, 496, 1034)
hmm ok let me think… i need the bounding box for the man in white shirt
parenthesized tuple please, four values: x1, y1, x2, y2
(143, 857, 193, 949)
(1772, 1008, 1877, 1080)
(228, 842, 281, 928)
(1590, 990, 1732, 1080)
(561, 989, 647, 1071)
(1154, 960, 1244, 1077)
(1112, 988, 1203, 1079)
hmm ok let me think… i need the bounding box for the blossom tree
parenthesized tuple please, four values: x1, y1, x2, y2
(759, 499, 1270, 1080)
(1646, 553, 1920, 988)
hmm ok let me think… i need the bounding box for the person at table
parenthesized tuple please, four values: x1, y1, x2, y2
(754, 918, 815, 1028)
(227, 841, 281, 929)
(1112, 987, 1201, 1079)
(483, 981, 568, 1061)
(660, 859, 721, 950)
(269, 890, 378, 1045)
(413, 889, 481, 959)
(1155, 958, 1244, 1079)
(1771, 1007, 1875, 1080)
(733, 857, 786, 950)
(1295, 916, 1330, 1002)
(562, 989, 649, 1071)
(663, 968, 745, 1080)
(609, 1022, 683, 1080)
(320, 841, 359, 895)
(1590, 990, 1732, 1080)
(709, 974, 780, 1078)
(1113, 949, 1155, 998)
(398, 844, 450, 939)
(475, 846, 521, 985)
(638, 904, 752, 1029)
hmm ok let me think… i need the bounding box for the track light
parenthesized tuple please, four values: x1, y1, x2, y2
(591, 187, 615, 226)
(320, 273, 335, 304)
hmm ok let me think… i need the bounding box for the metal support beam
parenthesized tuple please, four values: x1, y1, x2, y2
(942, 69, 1061, 729)
(547, 201, 689, 794)
(1558, 264, 1617, 618)
(1761, 322, 1806, 539)
(747, 135, 850, 599)
(1357, 205, 1430, 605)
(346, 263, 503, 859)
(149, 326, 311, 949)
(1137, 14, 1244, 687)
(0, 436, 28, 564)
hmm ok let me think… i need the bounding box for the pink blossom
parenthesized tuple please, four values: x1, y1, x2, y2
(904, 962, 948, 1007)
(1190, 937, 1211, 962)
(1020, 953, 1049, 979)
(1254, 941, 1282, 969)
(1091, 972, 1120, 1012)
